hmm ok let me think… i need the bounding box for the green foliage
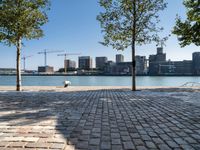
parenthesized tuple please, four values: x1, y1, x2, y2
(173, 0, 200, 47)
(97, 0, 167, 50)
(0, 0, 50, 46)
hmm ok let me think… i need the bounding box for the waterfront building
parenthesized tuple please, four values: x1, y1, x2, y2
(78, 56, 93, 70)
(149, 47, 194, 75)
(103, 61, 116, 74)
(38, 66, 54, 73)
(192, 52, 200, 75)
(96, 57, 108, 70)
(149, 47, 166, 63)
(64, 59, 76, 70)
(135, 56, 148, 75)
(0, 68, 16, 74)
(149, 47, 167, 75)
(104, 62, 132, 75)
(154, 60, 193, 75)
(103, 56, 147, 75)
(116, 54, 124, 63)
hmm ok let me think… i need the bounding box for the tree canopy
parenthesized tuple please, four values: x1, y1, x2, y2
(0, 0, 50, 91)
(0, 0, 50, 46)
(97, 0, 167, 51)
(173, 0, 200, 47)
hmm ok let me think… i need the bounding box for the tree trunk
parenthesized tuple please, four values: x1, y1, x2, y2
(16, 38, 22, 91)
(132, 40, 136, 91)
(132, 0, 136, 91)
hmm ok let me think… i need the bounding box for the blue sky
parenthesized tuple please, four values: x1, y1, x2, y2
(0, 0, 199, 70)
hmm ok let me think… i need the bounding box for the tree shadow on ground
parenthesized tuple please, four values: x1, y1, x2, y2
(0, 88, 200, 150)
(0, 89, 134, 149)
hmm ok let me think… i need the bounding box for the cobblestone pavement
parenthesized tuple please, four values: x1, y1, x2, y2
(0, 89, 200, 150)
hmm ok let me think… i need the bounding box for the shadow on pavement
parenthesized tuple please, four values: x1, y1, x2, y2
(0, 88, 200, 150)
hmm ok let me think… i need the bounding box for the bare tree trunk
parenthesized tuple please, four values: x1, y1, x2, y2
(16, 38, 22, 91)
(132, 0, 136, 91)
(132, 40, 136, 91)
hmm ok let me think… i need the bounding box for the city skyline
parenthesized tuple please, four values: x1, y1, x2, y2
(0, 0, 199, 70)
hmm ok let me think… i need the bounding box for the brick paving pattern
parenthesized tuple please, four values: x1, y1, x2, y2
(0, 89, 200, 150)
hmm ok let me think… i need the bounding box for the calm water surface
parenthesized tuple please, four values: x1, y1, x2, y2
(0, 76, 200, 86)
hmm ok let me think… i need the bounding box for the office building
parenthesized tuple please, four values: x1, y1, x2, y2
(103, 55, 148, 75)
(38, 66, 54, 73)
(149, 47, 167, 75)
(96, 57, 108, 70)
(116, 54, 124, 63)
(64, 59, 76, 70)
(79, 56, 93, 70)
(153, 60, 193, 75)
(135, 56, 148, 75)
(104, 62, 132, 75)
(0, 68, 16, 74)
(192, 52, 200, 75)
(149, 47, 166, 63)
(148, 47, 196, 75)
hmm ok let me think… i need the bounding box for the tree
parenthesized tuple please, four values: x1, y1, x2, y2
(0, 0, 50, 91)
(173, 0, 200, 47)
(97, 0, 167, 91)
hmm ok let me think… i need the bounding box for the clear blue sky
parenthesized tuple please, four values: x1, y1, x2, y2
(0, 0, 199, 70)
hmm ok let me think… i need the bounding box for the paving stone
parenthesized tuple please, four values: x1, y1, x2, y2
(25, 142, 52, 148)
(136, 146, 148, 150)
(174, 138, 187, 145)
(180, 144, 195, 150)
(1, 89, 200, 149)
(111, 139, 121, 145)
(50, 143, 65, 149)
(0, 142, 10, 147)
(111, 145, 123, 150)
(121, 135, 131, 141)
(111, 133, 120, 138)
(101, 141, 111, 149)
(77, 141, 89, 149)
(123, 141, 135, 150)
(89, 145, 100, 150)
(166, 140, 179, 148)
(133, 139, 144, 146)
(8, 142, 27, 148)
(145, 141, 157, 149)
(89, 138, 100, 145)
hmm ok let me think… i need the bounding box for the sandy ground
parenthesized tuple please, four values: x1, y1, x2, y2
(0, 86, 200, 92)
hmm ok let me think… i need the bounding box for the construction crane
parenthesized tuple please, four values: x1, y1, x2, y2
(57, 52, 80, 73)
(38, 49, 63, 66)
(21, 55, 33, 71)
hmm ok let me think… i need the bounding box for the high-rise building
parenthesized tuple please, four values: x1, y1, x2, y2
(149, 47, 166, 75)
(149, 47, 166, 63)
(135, 56, 147, 75)
(103, 62, 132, 75)
(96, 57, 108, 70)
(64, 59, 76, 70)
(192, 52, 200, 75)
(116, 54, 124, 63)
(78, 56, 93, 70)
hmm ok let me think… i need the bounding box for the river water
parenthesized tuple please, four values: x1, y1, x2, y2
(0, 76, 200, 86)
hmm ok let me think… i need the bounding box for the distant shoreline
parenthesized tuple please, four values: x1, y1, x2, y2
(0, 74, 200, 77)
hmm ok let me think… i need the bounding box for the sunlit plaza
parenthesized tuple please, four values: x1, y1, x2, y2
(0, 87, 200, 150)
